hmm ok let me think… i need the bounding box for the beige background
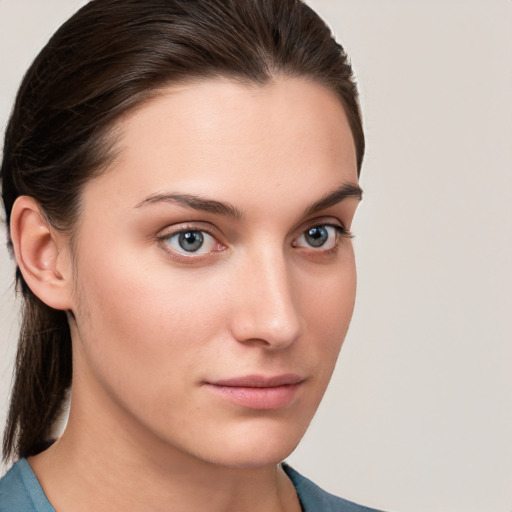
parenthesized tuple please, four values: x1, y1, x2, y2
(1, 1, 511, 511)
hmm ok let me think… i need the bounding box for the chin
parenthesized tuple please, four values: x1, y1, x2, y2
(208, 444, 299, 470)
(194, 419, 309, 470)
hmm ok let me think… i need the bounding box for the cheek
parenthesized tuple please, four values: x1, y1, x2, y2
(302, 250, 356, 322)
(298, 251, 357, 365)
(71, 246, 228, 401)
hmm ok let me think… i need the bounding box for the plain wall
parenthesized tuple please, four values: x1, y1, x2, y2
(1, 1, 511, 511)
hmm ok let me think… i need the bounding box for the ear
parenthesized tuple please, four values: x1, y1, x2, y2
(10, 196, 74, 310)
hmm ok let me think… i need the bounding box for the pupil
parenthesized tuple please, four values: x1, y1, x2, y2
(179, 231, 204, 251)
(306, 227, 328, 247)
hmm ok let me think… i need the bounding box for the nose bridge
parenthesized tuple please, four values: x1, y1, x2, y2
(230, 245, 303, 348)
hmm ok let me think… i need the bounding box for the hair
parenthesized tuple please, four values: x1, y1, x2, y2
(1, 0, 365, 462)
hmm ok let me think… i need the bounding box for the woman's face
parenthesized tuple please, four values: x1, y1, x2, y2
(66, 77, 360, 468)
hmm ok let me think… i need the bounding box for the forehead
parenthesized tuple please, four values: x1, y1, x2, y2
(85, 77, 358, 214)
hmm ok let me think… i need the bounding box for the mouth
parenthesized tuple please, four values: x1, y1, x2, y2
(204, 374, 305, 410)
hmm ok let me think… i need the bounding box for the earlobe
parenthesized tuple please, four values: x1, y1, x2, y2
(10, 196, 73, 310)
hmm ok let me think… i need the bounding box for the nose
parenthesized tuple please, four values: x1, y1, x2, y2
(228, 248, 304, 350)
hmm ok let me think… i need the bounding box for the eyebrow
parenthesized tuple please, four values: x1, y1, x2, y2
(304, 183, 363, 216)
(135, 182, 362, 220)
(135, 192, 244, 220)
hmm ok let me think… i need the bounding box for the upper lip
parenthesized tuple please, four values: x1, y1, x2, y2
(207, 374, 304, 388)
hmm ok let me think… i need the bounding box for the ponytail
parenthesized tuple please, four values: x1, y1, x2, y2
(2, 275, 72, 461)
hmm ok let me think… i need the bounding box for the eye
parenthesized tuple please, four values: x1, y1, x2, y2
(293, 224, 346, 250)
(160, 228, 223, 255)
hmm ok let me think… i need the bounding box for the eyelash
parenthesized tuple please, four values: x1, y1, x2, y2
(157, 222, 353, 262)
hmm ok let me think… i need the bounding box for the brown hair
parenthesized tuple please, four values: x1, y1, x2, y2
(1, 0, 364, 461)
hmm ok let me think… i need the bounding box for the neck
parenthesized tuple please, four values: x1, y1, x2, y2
(29, 392, 301, 512)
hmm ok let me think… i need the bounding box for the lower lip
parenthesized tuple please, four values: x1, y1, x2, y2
(205, 383, 301, 410)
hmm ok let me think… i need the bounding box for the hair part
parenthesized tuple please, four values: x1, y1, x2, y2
(1, 0, 365, 461)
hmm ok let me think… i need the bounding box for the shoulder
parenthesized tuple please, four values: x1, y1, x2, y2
(0, 459, 55, 512)
(282, 463, 387, 512)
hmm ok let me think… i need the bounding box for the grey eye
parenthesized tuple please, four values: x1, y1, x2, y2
(178, 231, 204, 252)
(162, 229, 219, 255)
(294, 225, 340, 250)
(305, 226, 329, 247)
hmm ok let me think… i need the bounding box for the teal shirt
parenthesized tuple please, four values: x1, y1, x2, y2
(0, 459, 54, 512)
(0, 459, 384, 512)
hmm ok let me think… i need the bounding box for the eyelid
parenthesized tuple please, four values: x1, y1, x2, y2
(157, 222, 218, 239)
(157, 217, 234, 244)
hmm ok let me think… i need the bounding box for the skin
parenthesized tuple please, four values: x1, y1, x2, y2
(18, 77, 360, 512)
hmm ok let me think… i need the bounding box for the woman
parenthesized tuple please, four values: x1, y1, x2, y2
(0, 1, 382, 510)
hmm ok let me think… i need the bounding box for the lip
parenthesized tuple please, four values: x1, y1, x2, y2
(204, 374, 304, 410)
